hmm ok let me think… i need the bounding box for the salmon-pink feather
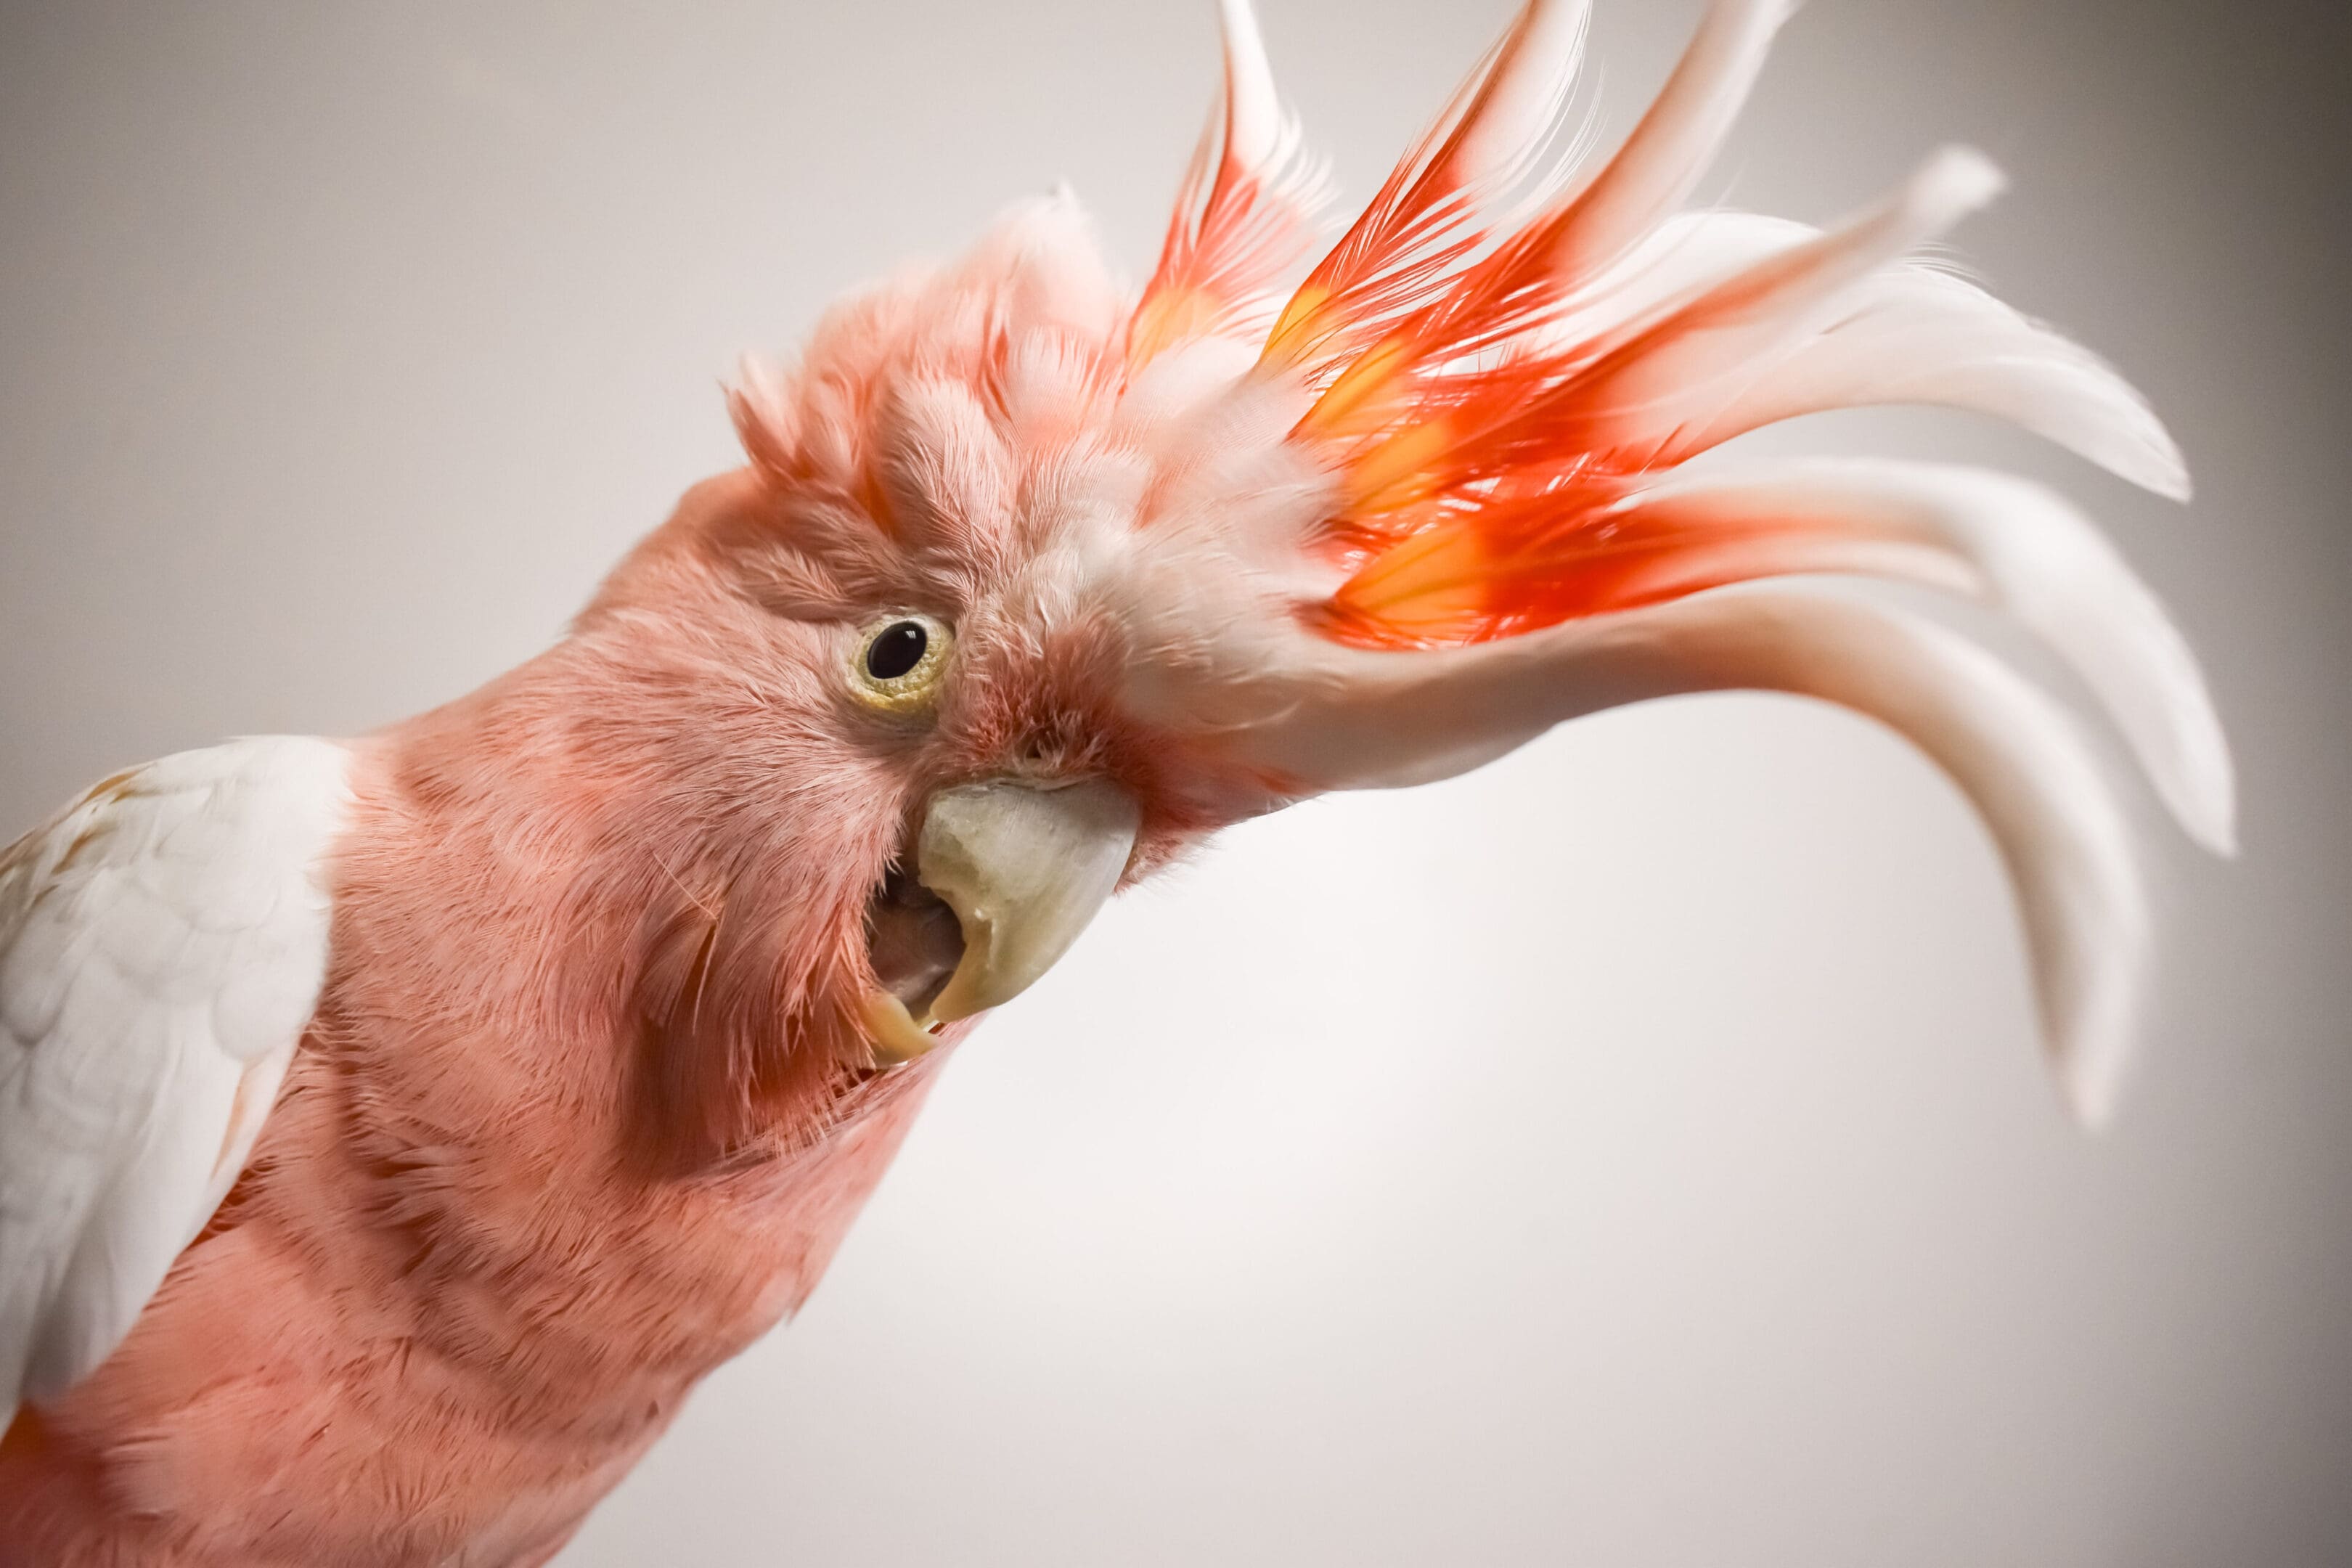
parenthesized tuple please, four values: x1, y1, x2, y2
(1, 2, 2229, 1560)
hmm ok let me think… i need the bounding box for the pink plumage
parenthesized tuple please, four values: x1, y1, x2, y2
(0, 1, 2228, 1561)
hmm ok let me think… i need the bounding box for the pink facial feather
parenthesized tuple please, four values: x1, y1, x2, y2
(1, 3, 2227, 1561)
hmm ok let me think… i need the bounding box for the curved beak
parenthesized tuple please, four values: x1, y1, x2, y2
(861, 778, 1140, 1063)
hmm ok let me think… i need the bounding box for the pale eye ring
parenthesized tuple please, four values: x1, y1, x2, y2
(849, 611, 954, 712)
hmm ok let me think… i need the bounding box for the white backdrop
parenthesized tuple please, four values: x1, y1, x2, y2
(3, 1, 2346, 1564)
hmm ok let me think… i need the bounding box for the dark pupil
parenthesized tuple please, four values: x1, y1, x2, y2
(865, 621, 928, 680)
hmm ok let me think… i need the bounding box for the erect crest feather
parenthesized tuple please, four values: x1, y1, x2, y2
(711, 0, 2228, 1120)
(1127, 0, 1327, 371)
(1134, 0, 2228, 1120)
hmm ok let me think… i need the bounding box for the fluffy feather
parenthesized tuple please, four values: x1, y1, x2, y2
(1, 1, 2227, 1559)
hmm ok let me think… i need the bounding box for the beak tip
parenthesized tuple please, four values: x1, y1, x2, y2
(859, 989, 945, 1066)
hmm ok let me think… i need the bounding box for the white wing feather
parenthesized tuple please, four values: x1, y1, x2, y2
(0, 736, 349, 1426)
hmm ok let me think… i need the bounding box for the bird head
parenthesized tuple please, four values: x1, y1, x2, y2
(573, 0, 2229, 1143)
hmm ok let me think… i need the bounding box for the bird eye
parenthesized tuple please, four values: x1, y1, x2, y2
(865, 621, 928, 680)
(849, 611, 953, 713)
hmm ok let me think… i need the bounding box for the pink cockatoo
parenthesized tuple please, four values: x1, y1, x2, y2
(0, 0, 2230, 1561)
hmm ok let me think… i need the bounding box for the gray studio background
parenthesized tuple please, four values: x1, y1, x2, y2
(3, 1, 2346, 1564)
